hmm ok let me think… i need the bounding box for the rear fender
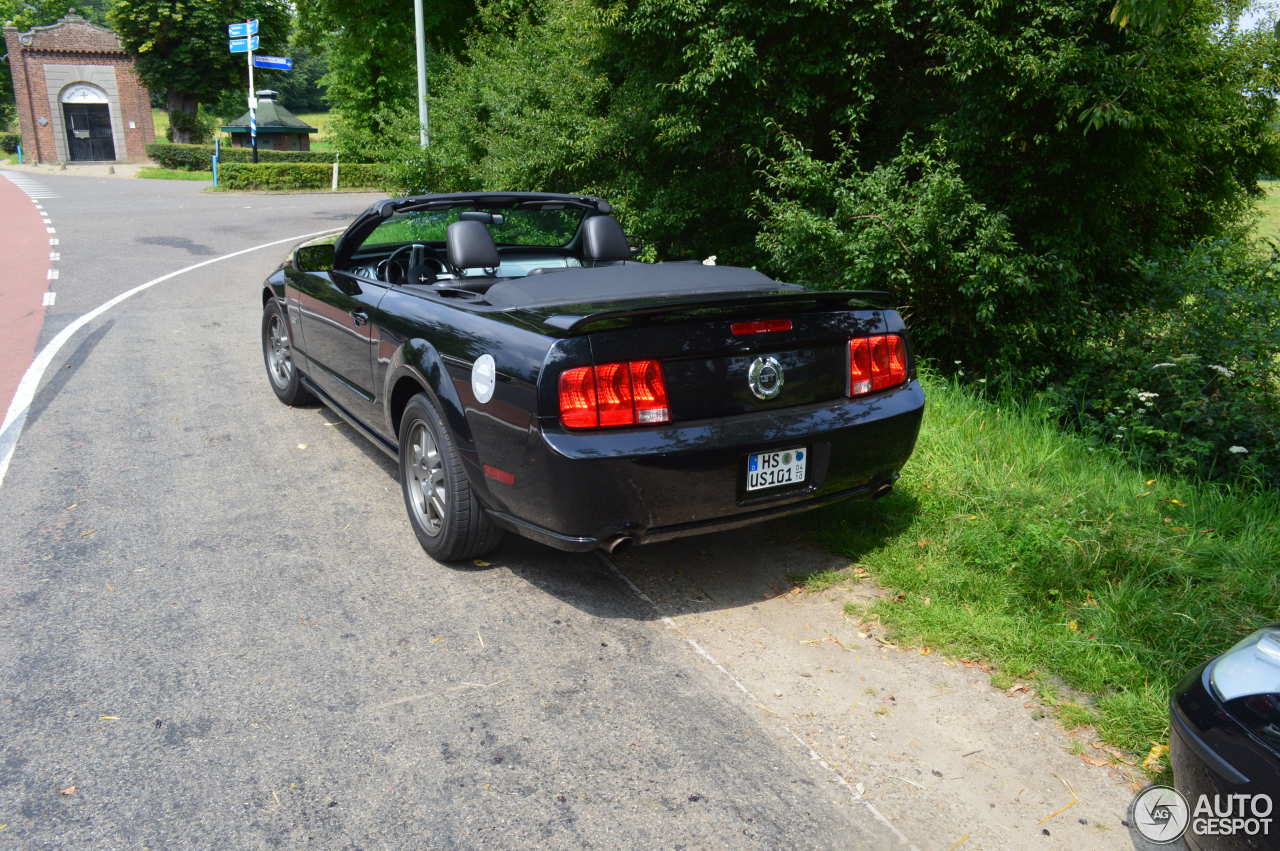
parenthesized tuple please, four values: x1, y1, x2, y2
(383, 341, 475, 451)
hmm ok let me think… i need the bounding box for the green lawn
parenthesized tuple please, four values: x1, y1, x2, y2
(151, 108, 168, 140)
(294, 111, 336, 151)
(1255, 179, 1280, 244)
(137, 166, 212, 181)
(800, 371, 1280, 775)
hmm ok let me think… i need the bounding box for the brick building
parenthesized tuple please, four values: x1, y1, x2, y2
(3, 13, 155, 163)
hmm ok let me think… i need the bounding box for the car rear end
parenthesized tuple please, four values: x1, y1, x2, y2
(486, 293, 924, 551)
(1170, 626, 1280, 850)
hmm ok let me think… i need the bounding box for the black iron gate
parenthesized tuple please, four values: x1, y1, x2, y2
(63, 103, 115, 161)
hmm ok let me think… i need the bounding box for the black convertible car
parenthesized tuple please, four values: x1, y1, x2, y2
(259, 192, 924, 560)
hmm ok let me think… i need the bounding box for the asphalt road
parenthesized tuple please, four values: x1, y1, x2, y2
(0, 174, 907, 848)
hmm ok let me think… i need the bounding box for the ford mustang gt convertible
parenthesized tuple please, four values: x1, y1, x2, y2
(259, 192, 925, 561)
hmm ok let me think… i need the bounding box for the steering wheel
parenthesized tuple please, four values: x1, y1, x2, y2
(377, 244, 445, 286)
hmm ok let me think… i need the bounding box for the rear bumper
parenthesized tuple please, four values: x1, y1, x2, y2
(483, 380, 924, 551)
(488, 475, 896, 552)
(1169, 665, 1280, 851)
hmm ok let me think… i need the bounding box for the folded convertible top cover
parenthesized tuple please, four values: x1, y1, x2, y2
(484, 263, 800, 309)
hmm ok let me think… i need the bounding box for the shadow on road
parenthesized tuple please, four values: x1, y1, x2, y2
(24, 319, 114, 432)
(313, 402, 922, 620)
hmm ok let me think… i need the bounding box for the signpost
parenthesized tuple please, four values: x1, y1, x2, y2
(227, 19, 257, 38)
(226, 19, 293, 167)
(252, 55, 293, 70)
(228, 20, 261, 162)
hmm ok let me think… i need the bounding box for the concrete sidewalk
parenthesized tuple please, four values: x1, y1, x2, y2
(1, 159, 147, 178)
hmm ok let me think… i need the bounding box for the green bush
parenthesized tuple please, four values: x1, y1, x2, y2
(146, 141, 340, 170)
(0, 132, 19, 154)
(755, 138, 1051, 372)
(217, 162, 391, 191)
(1039, 238, 1280, 489)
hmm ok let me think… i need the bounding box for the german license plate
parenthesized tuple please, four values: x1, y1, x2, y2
(746, 447, 807, 492)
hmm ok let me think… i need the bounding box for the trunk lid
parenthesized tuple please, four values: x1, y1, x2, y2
(533, 291, 903, 421)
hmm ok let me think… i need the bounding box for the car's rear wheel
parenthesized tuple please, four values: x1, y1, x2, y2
(261, 299, 314, 406)
(399, 393, 503, 562)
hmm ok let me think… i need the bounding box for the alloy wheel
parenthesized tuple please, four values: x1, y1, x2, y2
(407, 421, 447, 535)
(267, 313, 293, 388)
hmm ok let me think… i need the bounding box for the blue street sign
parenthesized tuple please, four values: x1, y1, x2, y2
(227, 19, 258, 38)
(228, 35, 259, 53)
(253, 55, 293, 70)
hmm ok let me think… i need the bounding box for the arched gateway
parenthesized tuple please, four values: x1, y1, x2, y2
(3, 14, 155, 164)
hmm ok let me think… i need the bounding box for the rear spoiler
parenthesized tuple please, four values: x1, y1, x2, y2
(538, 290, 894, 334)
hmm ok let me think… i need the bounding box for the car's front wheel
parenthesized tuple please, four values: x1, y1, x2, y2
(398, 393, 503, 562)
(261, 299, 314, 406)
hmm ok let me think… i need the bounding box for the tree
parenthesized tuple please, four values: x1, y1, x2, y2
(294, 0, 476, 140)
(108, 0, 290, 142)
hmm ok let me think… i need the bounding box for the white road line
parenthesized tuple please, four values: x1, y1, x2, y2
(49, 252, 59, 261)
(0, 171, 59, 199)
(42, 292, 56, 307)
(46, 227, 55, 234)
(596, 552, 917, 849)
(0, 227, 342, 489)
(47, 268, 58, 280)
(49, 238, 59, 246)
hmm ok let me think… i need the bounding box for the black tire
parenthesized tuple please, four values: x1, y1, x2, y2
(398, 393, 503, 561)
(261, 299, 315, 406)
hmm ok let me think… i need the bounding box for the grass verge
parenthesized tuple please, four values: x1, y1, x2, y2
(1254, 179, 1280, 245)
(137, 167, 212, 181)
(808, 370, 1280, 770)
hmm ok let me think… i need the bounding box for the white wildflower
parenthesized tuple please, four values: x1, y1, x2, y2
(1151, 363, 1176, 370)
(702, 255, 717, 266)
(954, 360, 962, 365)
(978, 378, 987, 384)
(1228, 445, 1248, 454)
(1208, 364, 1234, 378)
(1132, 391, 1159, 401)
(1117, 426, 1127, 432)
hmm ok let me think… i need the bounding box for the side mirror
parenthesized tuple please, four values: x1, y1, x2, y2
(294, 243, 335, 273)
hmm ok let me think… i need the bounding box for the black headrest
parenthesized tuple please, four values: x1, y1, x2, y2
(446, 220, 500, 271)
(581, 215, 631, 263)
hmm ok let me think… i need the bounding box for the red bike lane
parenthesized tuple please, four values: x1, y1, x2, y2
(0, 175, 51, 420)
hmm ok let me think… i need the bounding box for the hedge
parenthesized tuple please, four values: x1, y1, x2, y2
(0, 132, 19, 154)
(217, 162, 392, 191)
(146, 141, 341, 170)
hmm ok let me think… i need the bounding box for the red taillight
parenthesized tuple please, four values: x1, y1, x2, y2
(558, 359, 670, 429)
(594, 362, 635, 427)
(731, 318, 793, 335)
(558, 366, 598, 428)
(629, 359, 671, 424)
(848, 335, 907, 396)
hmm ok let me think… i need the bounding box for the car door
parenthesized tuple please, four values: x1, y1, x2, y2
(289, 267, 386, 426)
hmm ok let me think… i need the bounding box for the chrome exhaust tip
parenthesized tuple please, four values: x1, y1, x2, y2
(605, 536, 633, 555)
(871, 483, 894, 500)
